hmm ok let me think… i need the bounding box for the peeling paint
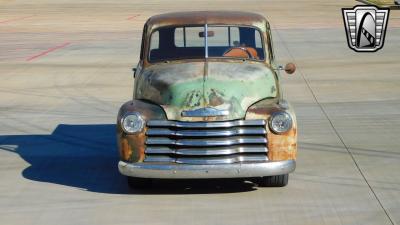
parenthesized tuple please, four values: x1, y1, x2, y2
(136, 61, 278, 121)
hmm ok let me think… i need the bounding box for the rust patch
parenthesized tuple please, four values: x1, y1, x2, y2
(267, 127, 297, 161)
(208, 89, 224, 106)
(116, 100, 166, 162)
(118, 135, 132, 161)
(117, 128, 146, 162)
(246, 99, 297, 161)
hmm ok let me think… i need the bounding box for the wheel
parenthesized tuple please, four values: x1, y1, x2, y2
(257, 174, 289, 187)
(126, 177, 152, 189)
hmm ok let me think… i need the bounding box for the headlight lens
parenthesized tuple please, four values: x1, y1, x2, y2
(269, 111, 292, 134)
(121, 112, 145, 134)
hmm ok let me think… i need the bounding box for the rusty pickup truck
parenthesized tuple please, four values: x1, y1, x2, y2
(117, 11, 297, 188)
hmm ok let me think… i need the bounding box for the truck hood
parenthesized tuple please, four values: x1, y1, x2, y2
(135, 61, 278, 121)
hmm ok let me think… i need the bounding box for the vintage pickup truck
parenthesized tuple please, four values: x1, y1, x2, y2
(117, 11, 297, 188)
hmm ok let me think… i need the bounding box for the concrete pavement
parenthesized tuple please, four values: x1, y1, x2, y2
(0, 0, 399, 224)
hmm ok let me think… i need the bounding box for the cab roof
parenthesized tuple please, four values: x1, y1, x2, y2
(145, 11, 269, 31)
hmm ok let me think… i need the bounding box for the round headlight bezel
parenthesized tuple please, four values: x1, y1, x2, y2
(268, 111, 293, 134)
(121, 112, 145, 134)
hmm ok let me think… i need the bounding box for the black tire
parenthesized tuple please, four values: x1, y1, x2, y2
(257, 174, 289, 187)
(126, 177, 152, 189)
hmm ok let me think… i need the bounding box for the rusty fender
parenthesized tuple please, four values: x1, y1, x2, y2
(116, 100, 166, 163)
(246, 99, 297, 161)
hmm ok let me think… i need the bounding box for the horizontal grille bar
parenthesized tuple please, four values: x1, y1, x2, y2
(147, 119, 265, 128)
(146, 127, 266, 137)
(145, 120, 268, 164)
(146, 136, 267, 147)
(144, 154, 268, 165)
(145, 146, 268, 156)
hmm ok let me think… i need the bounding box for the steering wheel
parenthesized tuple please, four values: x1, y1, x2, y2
(223, 47, 254, 59)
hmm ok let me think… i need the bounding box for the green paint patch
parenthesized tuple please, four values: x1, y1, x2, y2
(164, 72, 277, 118)
(164, 78, 204, 107)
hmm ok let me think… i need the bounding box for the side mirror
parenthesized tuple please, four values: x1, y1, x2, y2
(284, 63, 296, 74)
(277, 63, 296, 74)
(132, 68, 137, 78)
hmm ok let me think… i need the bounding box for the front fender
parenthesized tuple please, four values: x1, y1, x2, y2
(116, 100, 166, 163)
(245, 99, 297, 161)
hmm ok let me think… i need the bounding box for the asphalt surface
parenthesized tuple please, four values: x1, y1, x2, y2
(0, 0, 399, 225)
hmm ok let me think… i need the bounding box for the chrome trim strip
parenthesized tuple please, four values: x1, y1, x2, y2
(147, 120, 266, 128)
(181, 107, 229, 117)
(144, 156, 175, 163)
(145, 146, 268, 156)
(146, 127, 266, 137)
(144, 155, 268, 164)
(118, 160, 296, 179)
(145, 147, 174, 154)
(146, 137, 267, 146)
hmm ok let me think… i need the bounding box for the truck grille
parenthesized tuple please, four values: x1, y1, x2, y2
(144, 120, 268, 164)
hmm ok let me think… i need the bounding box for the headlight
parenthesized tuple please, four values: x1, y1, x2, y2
(269, 111, 292, 134)
(121, 112, 145, 134)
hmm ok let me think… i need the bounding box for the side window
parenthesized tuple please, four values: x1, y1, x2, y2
(150, 31, 159, 50)
(255, 31, 262, 48)
(148, 30, 159, 60)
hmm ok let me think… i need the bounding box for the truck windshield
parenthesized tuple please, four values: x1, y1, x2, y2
(148, 25, 266, 62)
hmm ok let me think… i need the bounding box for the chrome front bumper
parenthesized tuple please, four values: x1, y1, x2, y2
(118, 160, 296, 179)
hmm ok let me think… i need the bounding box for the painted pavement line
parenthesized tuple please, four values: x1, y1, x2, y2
(26, 42, 71, 62)
(127, 14, 140, 20)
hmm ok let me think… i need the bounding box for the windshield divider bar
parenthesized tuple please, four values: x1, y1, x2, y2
(205, 24, 208, 58)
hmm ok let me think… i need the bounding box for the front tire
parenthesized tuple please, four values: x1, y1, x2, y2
(257, 174, 289, 187)
(126, 177, 152, 189)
